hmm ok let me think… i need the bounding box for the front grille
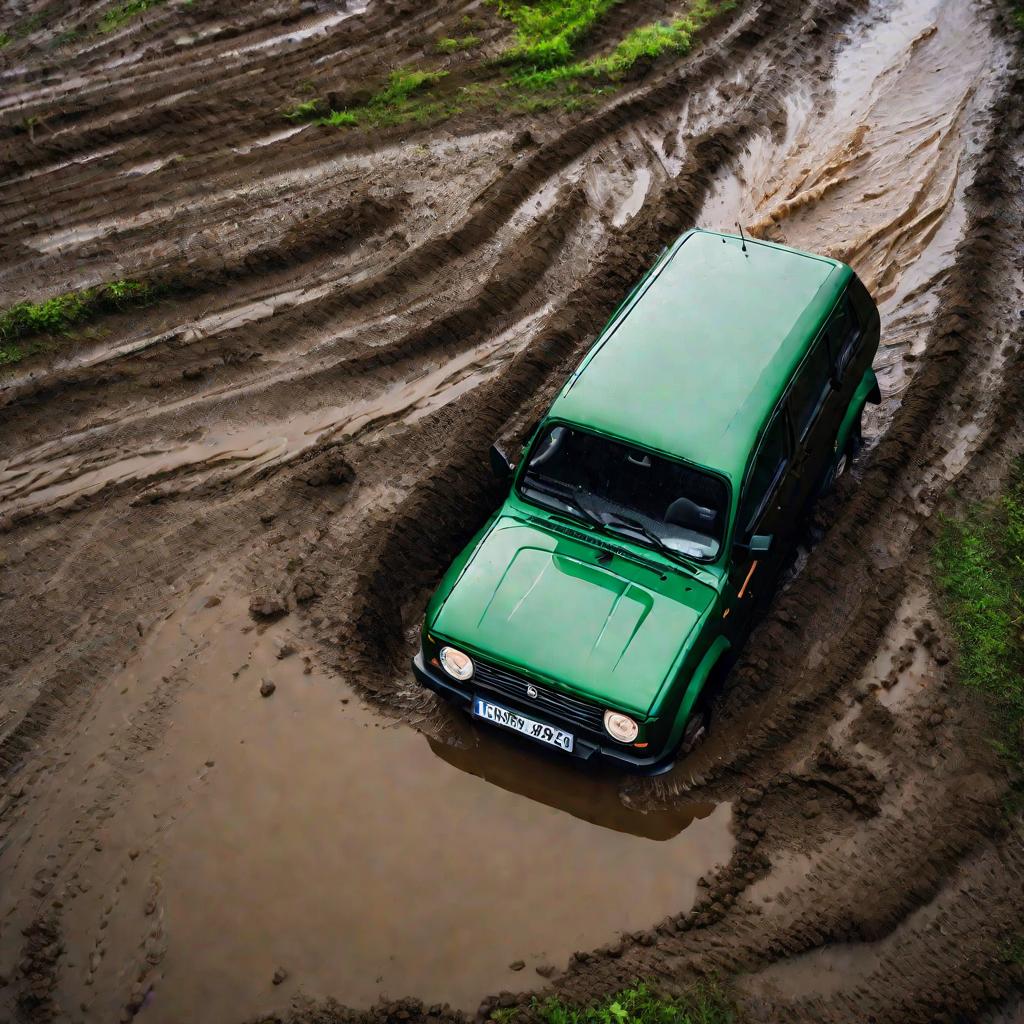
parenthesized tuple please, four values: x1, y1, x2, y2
(472, 658, 606, 735)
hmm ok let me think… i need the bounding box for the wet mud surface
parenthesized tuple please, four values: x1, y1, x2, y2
(1, 0, 1023, 1021)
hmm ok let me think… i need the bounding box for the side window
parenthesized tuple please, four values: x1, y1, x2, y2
(738, 413, 788, 535)
(824, 294, 861, 380)
(788, 340, 832, 442)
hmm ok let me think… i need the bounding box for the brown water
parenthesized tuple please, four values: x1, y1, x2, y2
(40, 582, 731, 1021)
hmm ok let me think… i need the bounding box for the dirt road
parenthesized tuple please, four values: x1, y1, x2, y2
(1, 0, 1022, 1021)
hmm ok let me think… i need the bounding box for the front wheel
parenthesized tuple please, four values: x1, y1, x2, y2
(679, 707, 710, 755)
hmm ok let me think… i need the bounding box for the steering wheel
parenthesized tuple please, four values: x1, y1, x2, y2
(529, 426, 568, 469)
(665, 495, 717, 530)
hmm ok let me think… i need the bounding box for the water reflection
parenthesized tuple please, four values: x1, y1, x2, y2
(426, 726, 717, 842)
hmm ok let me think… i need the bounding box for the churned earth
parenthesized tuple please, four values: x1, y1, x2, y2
(0, 0, 1023, 1022)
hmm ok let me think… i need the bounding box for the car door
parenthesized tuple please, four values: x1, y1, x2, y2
(786, 329, 838, 508)
(725, 409, 795, 633)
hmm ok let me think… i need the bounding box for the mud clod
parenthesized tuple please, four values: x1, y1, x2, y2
(250, 594, 287, 619)
(259, 679, 277, 699)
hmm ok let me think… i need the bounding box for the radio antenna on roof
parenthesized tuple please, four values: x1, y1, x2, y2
(736, 222, 748, 254)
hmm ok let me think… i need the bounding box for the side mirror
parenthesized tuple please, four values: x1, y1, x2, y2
(748, 533, 773, 555)
(489, 443, 515, 480)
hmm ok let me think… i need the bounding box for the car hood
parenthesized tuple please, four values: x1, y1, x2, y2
(430, 516, 717, 717)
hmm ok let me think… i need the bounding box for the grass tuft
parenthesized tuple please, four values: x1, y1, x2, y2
(0, 281, 156, 366)
(437, 34, 481, 53)
(498, 0, 619, 68)
(0, 31, 10, 47)
(284, 98, 324, 121)
(531, 983, 734, 1024)
(933, 460, 1024, 765)
(320, 109, 358, 126)
(374, 67, 449, 105)
(512, 0, 732, 89)
(98, 0, 163, 33)
(318, 67, 449, 128)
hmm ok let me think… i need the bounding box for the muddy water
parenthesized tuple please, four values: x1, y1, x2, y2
(44, 584, 731, 1021)
(699, 0, 1008, 429)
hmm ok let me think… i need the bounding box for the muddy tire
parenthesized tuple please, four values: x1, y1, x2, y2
(677, 654, 732, 758)
(678, 706, 710, 756)
(823, 413, 864, 492)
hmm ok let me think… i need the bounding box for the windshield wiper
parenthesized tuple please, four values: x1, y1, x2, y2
(521, 476, 603, 528)
(599, 511, 700, 571)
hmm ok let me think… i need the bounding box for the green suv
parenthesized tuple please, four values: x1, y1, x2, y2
(413, 229, 880, 770)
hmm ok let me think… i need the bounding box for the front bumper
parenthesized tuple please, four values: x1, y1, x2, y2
(412, 650, 676, 774)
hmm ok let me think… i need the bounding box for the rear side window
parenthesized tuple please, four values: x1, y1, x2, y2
(825, 295, 861, 380)
(738, 413, 788, 534)
(789, 341, 832, 441)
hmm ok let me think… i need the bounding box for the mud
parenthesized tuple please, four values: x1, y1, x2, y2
(1, 0, 1023, 1021)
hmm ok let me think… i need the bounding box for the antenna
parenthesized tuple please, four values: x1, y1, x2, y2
(736, 221, 748, 254)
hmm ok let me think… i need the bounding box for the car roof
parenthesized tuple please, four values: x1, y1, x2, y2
(548, 229, 852, 488)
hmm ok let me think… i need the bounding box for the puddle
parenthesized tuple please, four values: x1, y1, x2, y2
(122, 155, 180, 177)
(740, 875, 948, 1000)
(47, 584, 733, 1020)
(232, 123, 311, 155)
(745, 850, 816, 907)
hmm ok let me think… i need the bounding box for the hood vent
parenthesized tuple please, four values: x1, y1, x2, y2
(528, 515, 671, 580)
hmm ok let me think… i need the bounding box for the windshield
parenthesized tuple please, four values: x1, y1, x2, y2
(517, 424, 729, 561)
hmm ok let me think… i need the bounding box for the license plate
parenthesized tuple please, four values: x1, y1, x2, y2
(472, 696, 574, 753)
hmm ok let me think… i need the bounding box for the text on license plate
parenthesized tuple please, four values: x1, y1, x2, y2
(472, 697, 574, 752)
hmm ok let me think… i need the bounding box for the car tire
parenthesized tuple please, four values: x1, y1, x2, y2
(825, 413, 864, 491)
(679, 707, 710, 755)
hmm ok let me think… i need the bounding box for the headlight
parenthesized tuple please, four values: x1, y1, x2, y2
(439, 646, 474, 681)
(603, 709, 639, 743)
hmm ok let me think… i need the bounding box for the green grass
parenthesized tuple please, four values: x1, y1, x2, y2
(316, 67, 449, 128)
(98, 0, 163, 33)
(497, 0, 620, 68)
(374, 67, 449, 104)
(288, 0, 732, 133)
(531, 983, 734, 1024)
(284, 98, 324, 121)
(437, 34, 481, 53)
(512, 0, 732, 89)
(0, 31, 10, 47)
(933, 461, 1024, 765)
(0, 281, 155, 367)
